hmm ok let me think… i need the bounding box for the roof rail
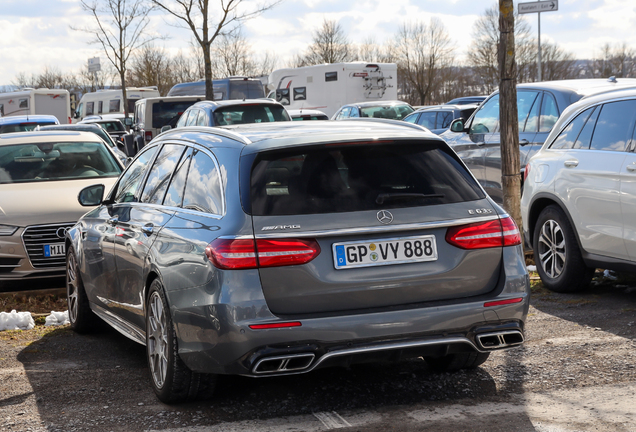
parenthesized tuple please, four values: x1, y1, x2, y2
(344, 117, 431, 133)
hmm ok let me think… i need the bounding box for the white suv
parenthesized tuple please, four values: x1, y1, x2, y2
(521, 88, 636, 292)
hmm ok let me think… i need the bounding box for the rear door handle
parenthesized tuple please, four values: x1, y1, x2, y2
(627, 164, 636, 172)
(141, 223, 154, 235)
(564, 160, 579, 168)
(107, 216, 119, 226)
(519, 139, 529, 146)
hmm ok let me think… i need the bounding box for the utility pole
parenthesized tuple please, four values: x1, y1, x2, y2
(499, 0, 523, 231)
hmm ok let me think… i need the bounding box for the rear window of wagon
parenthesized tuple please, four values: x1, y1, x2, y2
(247, 141, 485, 216)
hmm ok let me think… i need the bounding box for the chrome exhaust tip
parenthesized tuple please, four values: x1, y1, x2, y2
(252, 353, 315, 374)
(476, 330, 524, 350)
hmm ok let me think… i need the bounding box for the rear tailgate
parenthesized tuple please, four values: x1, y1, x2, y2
(246, 139, 504, 315)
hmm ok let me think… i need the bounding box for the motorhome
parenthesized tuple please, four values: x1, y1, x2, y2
(167, 77, 265, 99)
(73, 87, 160, 122)
(267, 62, 398, 118)
(0, 88, 71, 124)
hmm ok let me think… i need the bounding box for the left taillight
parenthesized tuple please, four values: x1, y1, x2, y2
(144, 130, 153, 142)
(445, 217, 521, 249)
(206, 238, 320, 270)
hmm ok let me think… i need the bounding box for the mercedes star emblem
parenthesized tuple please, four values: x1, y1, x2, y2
(377, 210, 393, 224)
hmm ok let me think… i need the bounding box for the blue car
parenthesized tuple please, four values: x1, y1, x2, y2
(0, 115, 59, 134)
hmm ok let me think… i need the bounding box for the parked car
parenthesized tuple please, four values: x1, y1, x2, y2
(446, 96, 488, 105)
(0, 115, 59, 134)
(172, 99, 290, 129)
(404, 104, 479, 135)
(66, 120, 529, 403)
(521, 88, 636, 293)
(0, 131, 123, 291)
(332, 101, 414, 120)
(132, 96, 204, 146)
(79, 116, 128, 143)
(287, 109, 329, 121)
(36, 123, 130, 166)
(441, 78, 636, 204)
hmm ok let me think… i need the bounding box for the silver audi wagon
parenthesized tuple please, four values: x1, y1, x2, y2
(66, 120, 530, 403)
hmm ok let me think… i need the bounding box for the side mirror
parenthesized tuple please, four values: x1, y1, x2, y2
(78, 184, 105, 207)
(123, 134, 137, 157)
(450, 118, 465, 133)
(160, 125, 171, 133)
(124, 117, 133, 126)
(73, 111, 79, 119)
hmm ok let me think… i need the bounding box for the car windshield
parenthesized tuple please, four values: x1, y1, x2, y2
(97, 121, 125, 133)
(249, 141, 484, 215)
(0, 141, 122, 184)
(360, 104, 414, 120)
(213, 104, 290, 125)
(0, 122, 57, 134)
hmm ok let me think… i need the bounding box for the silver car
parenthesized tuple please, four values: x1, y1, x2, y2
(522, 88, 636, 292)
(67, 120, 529, 403)
(0, 131, 123, 291)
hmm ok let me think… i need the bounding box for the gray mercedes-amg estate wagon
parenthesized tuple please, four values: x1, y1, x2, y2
(66, 120, 530, 403)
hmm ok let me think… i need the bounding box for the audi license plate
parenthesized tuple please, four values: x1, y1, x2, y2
(44, 244, 65, 257)
(332, 235, 438, 269)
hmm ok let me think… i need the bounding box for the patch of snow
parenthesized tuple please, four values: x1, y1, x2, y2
(0, 310, 35, 331)
(527, 265, 537, 272)
(45, 310, 69, 326)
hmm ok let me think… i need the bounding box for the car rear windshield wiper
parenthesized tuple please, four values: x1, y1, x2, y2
(375, 192, 445, 205)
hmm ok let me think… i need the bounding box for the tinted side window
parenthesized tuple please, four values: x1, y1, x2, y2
(86, 102, 94, 116)
(140, 144, 185, 204)
(163, 148, 193, 207)
(114, 146, 158, 203)
(403, 113, 418, 124)
(438, 111, 454, 129)
(176, 110, 190, 128)
(109, 100, 120, 113)
(517, 91, 540, 132)
(417, 112, 437, 129)
(336, 107, 351, 119)
(182, 150, 223, 214)
(550, 107, 595, 150)
(98, 101, 103, 114)
(573, 106, 600, 149)
(196, 109, 208, 126)
(470, 94, 499, 134)
(293, 87, 306, 101)
(523, 93, 541, 133)
(540, 93, 559, 132)
(186, 109, 199, 126)
(589, 100, 636, 152)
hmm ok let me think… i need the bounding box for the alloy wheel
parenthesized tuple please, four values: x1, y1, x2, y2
(537, 219, 566, 279)
(66, 253, 78, 324)
(148, 291, 169, 389)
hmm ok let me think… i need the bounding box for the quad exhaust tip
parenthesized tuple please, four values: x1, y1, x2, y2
(476, 330, 524, 350)
(253, 353, 315, 374)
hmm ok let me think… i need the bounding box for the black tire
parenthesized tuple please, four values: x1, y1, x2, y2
(533, 205, 594, 293)
(425, 352, 490, 372)
(146, 279, 217, 403)
(66, 245, 98, 333)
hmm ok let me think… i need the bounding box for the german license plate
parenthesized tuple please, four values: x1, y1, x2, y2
(332, 235, 438, 269)
(44, 244, 65, 257)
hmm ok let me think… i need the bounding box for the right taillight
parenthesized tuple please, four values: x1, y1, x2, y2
(523, 163, 531, 182)
(144, 130, 153, 142)
(206, 238, 320, 270)
(446, 217, 521, 249)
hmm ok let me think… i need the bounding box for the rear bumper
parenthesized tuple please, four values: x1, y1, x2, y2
(167, 245, 530, 376)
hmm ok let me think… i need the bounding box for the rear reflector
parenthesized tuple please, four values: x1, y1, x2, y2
(144, 130, 153, 142)
(249, 321, 302, 330)
(484, 297, 524, 307)
(206, 238, 320, 270)
(446, 217, 521, 249)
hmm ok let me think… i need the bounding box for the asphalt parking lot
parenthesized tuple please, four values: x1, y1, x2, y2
(1, 274, 636, 432)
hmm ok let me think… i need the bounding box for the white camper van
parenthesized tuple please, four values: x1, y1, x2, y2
(267, 62, 398, 118)
(74, 87, 160, 122)
(0, 88, 71, 124)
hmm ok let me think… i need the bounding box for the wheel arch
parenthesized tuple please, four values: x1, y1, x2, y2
(527, 192, 585, 253)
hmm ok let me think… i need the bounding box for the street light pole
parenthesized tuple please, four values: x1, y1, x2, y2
(537, 12, 542, 81)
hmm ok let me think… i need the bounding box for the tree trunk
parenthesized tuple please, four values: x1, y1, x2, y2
(204, 42, 214, 100)
(498, 0, 523, 234)
(121, 70, 128, 119)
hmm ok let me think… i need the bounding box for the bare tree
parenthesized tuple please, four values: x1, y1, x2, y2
(212, 29, 257, 77)
(298, 19, 354, 66)
(73, 0, 159, 117)
(536, 42, 576, 81)
(128, 44, 174, 95)
(151, 0, 281, 100)
(357, 37, 397, 63)
(467, 3, 534, 92)
(394, 19, 455, 106)
(170, 48, 203, 83)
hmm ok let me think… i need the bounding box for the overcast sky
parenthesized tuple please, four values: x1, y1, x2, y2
(0, 0, 634, 86)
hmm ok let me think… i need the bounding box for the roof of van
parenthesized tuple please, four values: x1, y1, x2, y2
(0, 115, 59, 125)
